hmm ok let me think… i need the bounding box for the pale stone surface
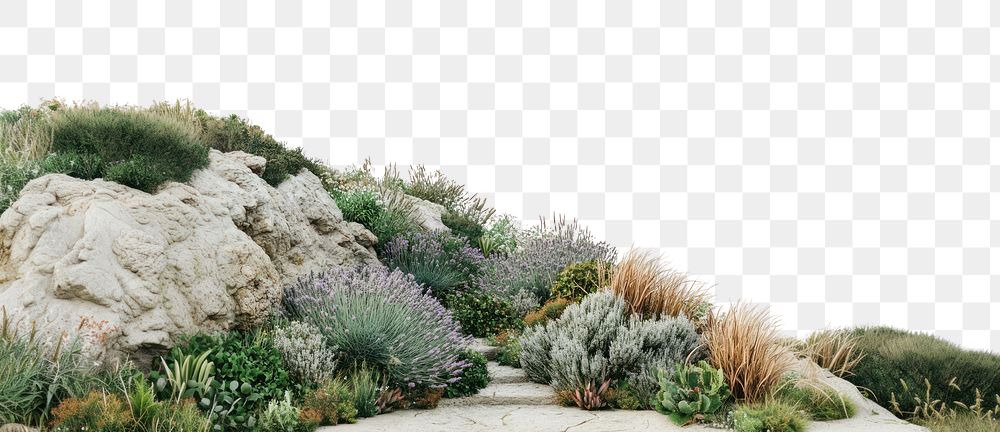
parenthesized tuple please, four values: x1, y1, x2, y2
(488, 363, 528, 384)
(0, 150, 378, 364)
(399, 193, 450, 232)
(439, 382, 555, 406)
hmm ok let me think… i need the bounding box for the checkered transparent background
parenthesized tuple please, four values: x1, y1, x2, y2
(0, 0, 996, 351)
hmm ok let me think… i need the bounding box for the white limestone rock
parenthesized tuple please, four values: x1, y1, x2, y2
(0, 150, 378, 364)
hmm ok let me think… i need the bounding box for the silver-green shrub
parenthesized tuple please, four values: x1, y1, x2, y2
(519, 291, 701, 400)
(273, 321, 338, 387)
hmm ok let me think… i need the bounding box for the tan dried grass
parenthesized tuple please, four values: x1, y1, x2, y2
(605, 249, 712, 321)
(703, 302, 795, 402)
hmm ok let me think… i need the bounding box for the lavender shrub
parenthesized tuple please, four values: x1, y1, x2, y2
(284, 265, 471, 389)
(382, 231, 486, 299)
(479, 216, 617, 311)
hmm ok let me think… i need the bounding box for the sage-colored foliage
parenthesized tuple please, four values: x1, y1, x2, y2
(519, 292, 701, 406)
(730, 400, 809, 432)
(273, 321, 339, 387)
(653, 361, 731, 425)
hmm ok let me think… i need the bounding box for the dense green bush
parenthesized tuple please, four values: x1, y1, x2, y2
(478, 214, 520, 257)
(284, 265, 469, 389)
(445, 289, 522, 337)
(382, 231, 486, 299)
(445, 350, 490, 398)
(190, 110, 322, 186)
(49, 107, 210, 192)
(333, 189, 420, 253)
(519, 292, 701, 409)
(550, 260, 612, 301)
(166, 331, 292, 427)
(730, 400, 809, 432)
(845, 327, 1000, 414)
(442, 208, 486, 247)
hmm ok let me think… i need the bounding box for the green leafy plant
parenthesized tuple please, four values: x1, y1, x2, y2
(445, 289, 522, 337)
(257, 392, 308, 432)
(444, 350, 490, 398)
(653, 360, 731, 425)
(730, 400, 809, 432)
(478, 214, 519, 257)
(550, 260, 613, 301)
(166, 331, 293, 430)
(155, 349, 216, 403)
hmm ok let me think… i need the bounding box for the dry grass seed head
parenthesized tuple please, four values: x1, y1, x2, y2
(704, 303, 795, 403)
(801, 329, 865, 377)
(608, 249, 712, 320)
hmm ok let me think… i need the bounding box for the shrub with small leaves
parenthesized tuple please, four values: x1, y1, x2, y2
(445, 289, 522, 337)
(444, 350, 490, 398)
(258, 392, 308, 432)
(519, 291, 701, 404)
(273, 321, 339, 388)
(49, 391, 134, 432)
(550, 260, 613, 302)
(653, 361, 731, 426)
(301, 378, 358, 426)
(523, 298, 572, 328)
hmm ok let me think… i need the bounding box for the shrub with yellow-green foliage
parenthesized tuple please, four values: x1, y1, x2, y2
(550, 260, 613, 301)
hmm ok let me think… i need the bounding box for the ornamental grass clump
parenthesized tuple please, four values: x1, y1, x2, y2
(703, 303, 795, 403)
(382, 231, 486, 299)
(609, 249, 712, 323)
(799, 329, 864, 378)
(519, 291, 700, 410)
(284, 265, 471, 389)
(480, 216, 617, 309)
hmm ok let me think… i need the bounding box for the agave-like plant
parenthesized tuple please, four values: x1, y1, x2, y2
(653, 360, 731, 426)
(157, 349, 215, 403)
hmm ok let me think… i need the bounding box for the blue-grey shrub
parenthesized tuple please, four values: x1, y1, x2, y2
(283, 265, 471, 389)
(520, 291, 701, 399)
(272, 321, 339, 387)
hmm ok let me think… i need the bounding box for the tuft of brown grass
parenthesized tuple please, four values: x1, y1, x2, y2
(605, 249, 712, 321)
(703, 303, 795, 403)
(800, 329, 865, 377)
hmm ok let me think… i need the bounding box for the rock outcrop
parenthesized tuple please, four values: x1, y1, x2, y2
(0, 150, 378, 364)
(400, 194, 450, 232)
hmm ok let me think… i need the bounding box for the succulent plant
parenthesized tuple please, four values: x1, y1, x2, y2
(653, 360, 731, 426)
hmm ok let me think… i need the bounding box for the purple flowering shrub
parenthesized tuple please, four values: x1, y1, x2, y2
(479, 216, 617, 312)
(381, 231, 486, 299)
(283, 265, 471, 389)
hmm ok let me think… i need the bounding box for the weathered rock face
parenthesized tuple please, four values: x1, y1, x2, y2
(0, 150, 378, 364)
(400, 193, 450, 232)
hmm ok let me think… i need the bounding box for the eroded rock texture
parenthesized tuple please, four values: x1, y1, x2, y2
(0, 150, 378, 364)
